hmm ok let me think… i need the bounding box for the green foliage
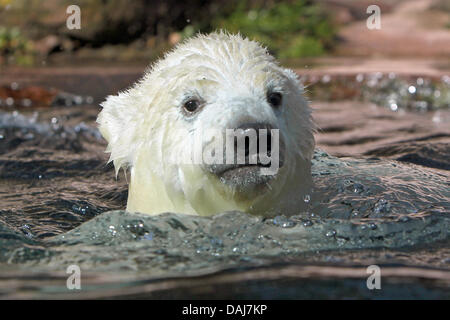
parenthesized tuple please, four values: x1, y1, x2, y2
(0, 26, 34, 65)
(212, 0, 336, 58)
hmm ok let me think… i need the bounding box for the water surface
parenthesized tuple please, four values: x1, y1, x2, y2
(0, 71, 448, 298)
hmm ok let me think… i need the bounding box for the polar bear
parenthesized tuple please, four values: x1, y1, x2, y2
(97, 32, 315, 216)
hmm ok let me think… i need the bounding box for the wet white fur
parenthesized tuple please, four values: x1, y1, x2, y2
(97, 32, 315, 216)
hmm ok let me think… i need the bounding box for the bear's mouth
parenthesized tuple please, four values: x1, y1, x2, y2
(206, 154, 285, 192)
(203, 122, 285, 192)
(217, 163, 277, 188)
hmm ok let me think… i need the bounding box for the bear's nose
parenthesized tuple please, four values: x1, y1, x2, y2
(233, 122, 276, 163)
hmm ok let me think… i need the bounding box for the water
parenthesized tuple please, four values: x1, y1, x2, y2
(2, 148, 448, 272)
(301, 73, 450, 112)
(0, 72, 449, 298)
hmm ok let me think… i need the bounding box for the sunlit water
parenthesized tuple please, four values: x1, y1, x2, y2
(0, 73, 448, 298)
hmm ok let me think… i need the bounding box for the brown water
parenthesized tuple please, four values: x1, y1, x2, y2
(0, 69, 449, 299)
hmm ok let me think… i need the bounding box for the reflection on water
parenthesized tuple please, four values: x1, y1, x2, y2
(0, 73, 448, 298)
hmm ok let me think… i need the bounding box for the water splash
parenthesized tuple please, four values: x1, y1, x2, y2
(0, 149, 447, 276)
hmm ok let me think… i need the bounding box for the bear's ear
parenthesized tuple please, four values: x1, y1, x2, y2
(97, 91, 142, 175)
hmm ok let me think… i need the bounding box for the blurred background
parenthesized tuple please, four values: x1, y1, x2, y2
(0, 0, 448, 66)
(0, 0, 449, 299)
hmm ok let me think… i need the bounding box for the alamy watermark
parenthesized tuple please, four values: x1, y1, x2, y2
(167, 127, 280, 175)
(66, 5, 81, 30)
(66, 264, 81, 290)
(65, 4, 380, 31)
(366, 5, 381, 30)
(366, 265, 381, 290)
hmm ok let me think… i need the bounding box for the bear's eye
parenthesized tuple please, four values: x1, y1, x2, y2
(267, 92, 282, 108)
(183, 99, 201, 113)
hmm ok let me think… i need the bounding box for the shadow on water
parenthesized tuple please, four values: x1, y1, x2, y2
(0, 72, 448, 298)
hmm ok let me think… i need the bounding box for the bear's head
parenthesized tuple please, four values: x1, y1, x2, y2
(97, 32, 315, 216)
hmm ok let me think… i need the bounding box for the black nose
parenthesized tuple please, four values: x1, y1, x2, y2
(234, 122, 275, 163)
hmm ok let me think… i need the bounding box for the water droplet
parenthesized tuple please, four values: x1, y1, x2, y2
(21, 99, 32, 107)
(408, 85, 416, 94)
(356, 74, 364, 82)
(6, 97, 14, 106)
(303, 220, 313, 227)
(389, 102, 398, 111)
(432, 111, 441, 123)
(10, 82, 19, 90)
(74, 96, 83, 105)
(353, 183, 365, 193)
(321, 75, 331, 83)
(373, 199, 390, 214)
(64, 98, 73, 107)
(273, 215, 296, 228)
(325, 230, 336, 237)
(247, 10, 257, 20)
(367, 78, 378, 87)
